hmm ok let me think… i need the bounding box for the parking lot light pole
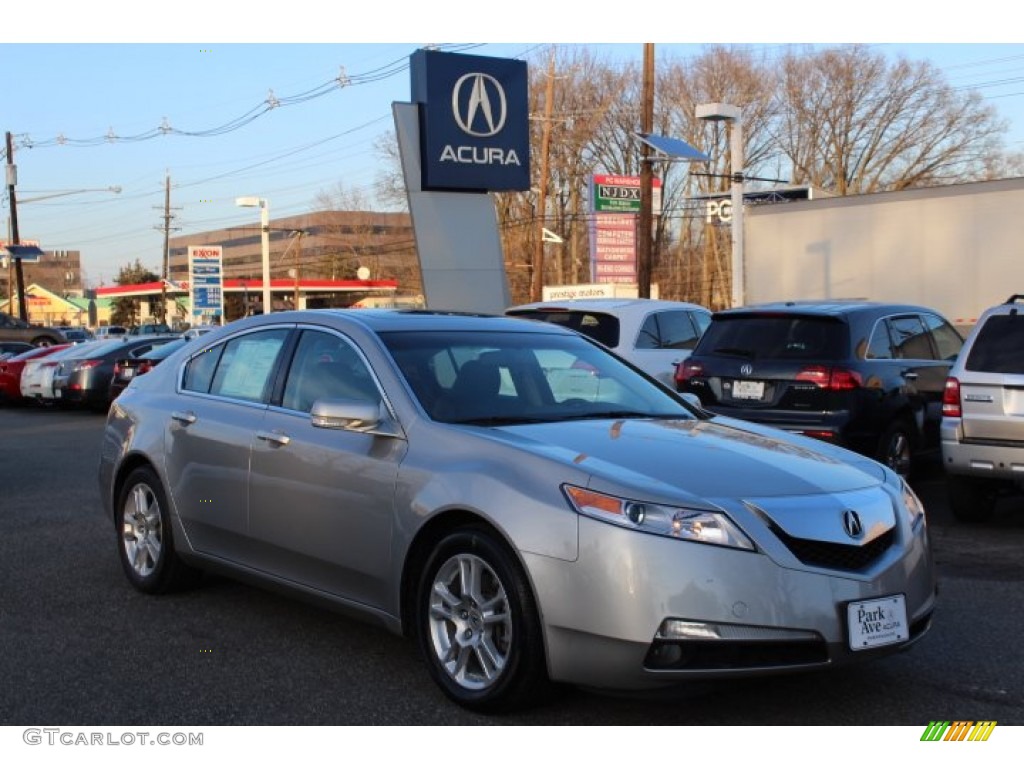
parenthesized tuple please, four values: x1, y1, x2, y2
(696, 103, 744, 308)
(235, 197, 271, 314)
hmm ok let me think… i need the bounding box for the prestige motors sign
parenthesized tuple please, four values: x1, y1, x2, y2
(411, 49, 530, 192)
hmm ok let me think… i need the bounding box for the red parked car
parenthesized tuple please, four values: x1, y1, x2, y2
(0, 345, 71, 405)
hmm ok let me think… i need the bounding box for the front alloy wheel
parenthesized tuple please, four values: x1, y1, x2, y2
(428, 553, 513, 690)
(416, 527, 548, 712)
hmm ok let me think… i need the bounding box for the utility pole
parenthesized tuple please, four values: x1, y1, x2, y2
(637, 44, 655, 299)
(531, 48, 557, 303)
(5, 131, 28, 321)
(155, 172, 180, 323)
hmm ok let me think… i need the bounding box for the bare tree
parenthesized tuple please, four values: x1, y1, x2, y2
(777, 45, 1019, 194)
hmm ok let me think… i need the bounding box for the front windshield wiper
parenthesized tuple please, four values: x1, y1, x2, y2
(560, 410, 685, 421)
(712, 346, 756, 358)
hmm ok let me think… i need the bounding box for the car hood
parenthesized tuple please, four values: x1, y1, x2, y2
(485, 416, 887, 500)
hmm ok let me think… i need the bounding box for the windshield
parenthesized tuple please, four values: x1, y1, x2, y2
(695, 314, 849, 360)
(381, 330, 696, 425)
(506, 309, 620, 348)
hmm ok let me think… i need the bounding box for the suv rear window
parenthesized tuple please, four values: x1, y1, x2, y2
(695, 315, 848, 360)
(965, 315, 1024, 373)
(507, 310, 620, 348)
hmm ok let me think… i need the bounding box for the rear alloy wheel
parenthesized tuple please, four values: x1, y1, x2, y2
(947, 474, 999, 523)
(117, 466, 202, 594)
(416, 526, 548, 712)
(878, 420, 914, 478)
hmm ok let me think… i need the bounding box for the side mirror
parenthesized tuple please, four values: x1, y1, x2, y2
(310, 398, 403, 438)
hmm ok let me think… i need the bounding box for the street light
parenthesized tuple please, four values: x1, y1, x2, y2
(235, 196, 271, 315)
(696, 102, 744, 308)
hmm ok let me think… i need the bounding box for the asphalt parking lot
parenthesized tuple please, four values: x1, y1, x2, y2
(1, 405, 1023, 725)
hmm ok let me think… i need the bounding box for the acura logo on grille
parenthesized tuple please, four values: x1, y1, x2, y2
(452, 73, 507, 137)
(842, 509, 864, 539)
(740, 363, 753, 376)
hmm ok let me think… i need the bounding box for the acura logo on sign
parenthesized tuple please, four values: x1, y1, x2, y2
(452, 73, 507, 137)
(740, 364, 754, 376)
(842, 510, 864, 539)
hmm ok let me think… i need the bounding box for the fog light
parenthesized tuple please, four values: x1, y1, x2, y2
(624, 502, 646, 525)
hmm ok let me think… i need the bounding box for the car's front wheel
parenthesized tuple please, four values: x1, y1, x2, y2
(415, 526, 549, 712)
(116, 466, 202, 593)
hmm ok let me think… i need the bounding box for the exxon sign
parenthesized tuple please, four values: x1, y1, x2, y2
(411, 49, 530, 192)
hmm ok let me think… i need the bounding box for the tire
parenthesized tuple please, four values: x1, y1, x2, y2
(877, 419, 915, 479)
(415, 526, 549, 712)
(947, 474, 999, 523)
(116, 466, 202, 594)
(31, 336, 57, 347)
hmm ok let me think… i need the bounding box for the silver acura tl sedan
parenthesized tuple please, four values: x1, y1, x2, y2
(98, 309, 936, 712)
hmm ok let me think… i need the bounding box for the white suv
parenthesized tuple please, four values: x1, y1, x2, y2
(506, 298, 712, 387)
(941, 294, 1024, 521)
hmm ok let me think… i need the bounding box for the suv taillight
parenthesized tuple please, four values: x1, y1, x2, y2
(943, 377, 962, 418)
(674, 360, 703, 387)
(796, 365, 861, 390)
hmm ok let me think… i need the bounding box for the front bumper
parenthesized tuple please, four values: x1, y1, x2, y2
(526, 514, 936, 691)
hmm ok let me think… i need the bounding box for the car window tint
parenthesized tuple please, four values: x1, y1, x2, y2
(183, 344, 224, 393)
(965, 315, 1024, 373)
(508, 310, 620, 348)
(209, 329, 289, 403)
(921, 313, 963, 361)
(657, 311, 702, 350)
(888, 316, 936, 360)
(865, 323, 894, 359)
(697, 316, 846, 359)
(282, 330, 379, 412)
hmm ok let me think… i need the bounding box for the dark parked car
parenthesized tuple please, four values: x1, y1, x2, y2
(0, 341, 34, 359)
(108, 337, 188, 402)
(53, 336, 180, 411)
(0, 311, 65, 347)
(675, 301, 964, 477)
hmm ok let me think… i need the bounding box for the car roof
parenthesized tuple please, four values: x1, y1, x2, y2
(221, 308, 582, 336)
(716, 300, 942, 318)
(507, 298, 709, 313)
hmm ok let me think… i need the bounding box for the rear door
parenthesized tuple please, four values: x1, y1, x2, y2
(958, 313, 1024, 443)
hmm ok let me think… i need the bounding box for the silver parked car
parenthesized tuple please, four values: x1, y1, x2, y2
(99, 309, 936, 711)
(941, 294, 1024, 521)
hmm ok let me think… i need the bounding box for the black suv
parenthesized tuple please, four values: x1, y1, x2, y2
(675, 301, 964, 477)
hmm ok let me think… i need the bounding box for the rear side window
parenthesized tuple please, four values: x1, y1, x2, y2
(183, 329, 288, 402)
(509, 310, 620, 348)
(636, 310, 704, 351)
(695, 316, 847, 360)
(965, 315, 1024, 373)
(887, 316, 936, 360)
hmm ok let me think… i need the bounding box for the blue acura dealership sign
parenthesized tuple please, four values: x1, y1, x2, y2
(411, 49, 530, 192)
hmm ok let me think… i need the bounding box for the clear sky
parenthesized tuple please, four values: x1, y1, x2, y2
(3, 3, 1022, 286)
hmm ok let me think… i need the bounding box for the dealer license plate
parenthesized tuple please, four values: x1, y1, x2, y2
(733, 380, 765, 400)
(848, 595, 908, 650)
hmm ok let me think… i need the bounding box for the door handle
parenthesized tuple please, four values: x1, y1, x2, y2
(256, 430, 291, 447)
(171, 410, 196, 425)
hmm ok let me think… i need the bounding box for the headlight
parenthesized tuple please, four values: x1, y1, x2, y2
(901, 479, 926, 528)
(563, 485, 754, 551)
